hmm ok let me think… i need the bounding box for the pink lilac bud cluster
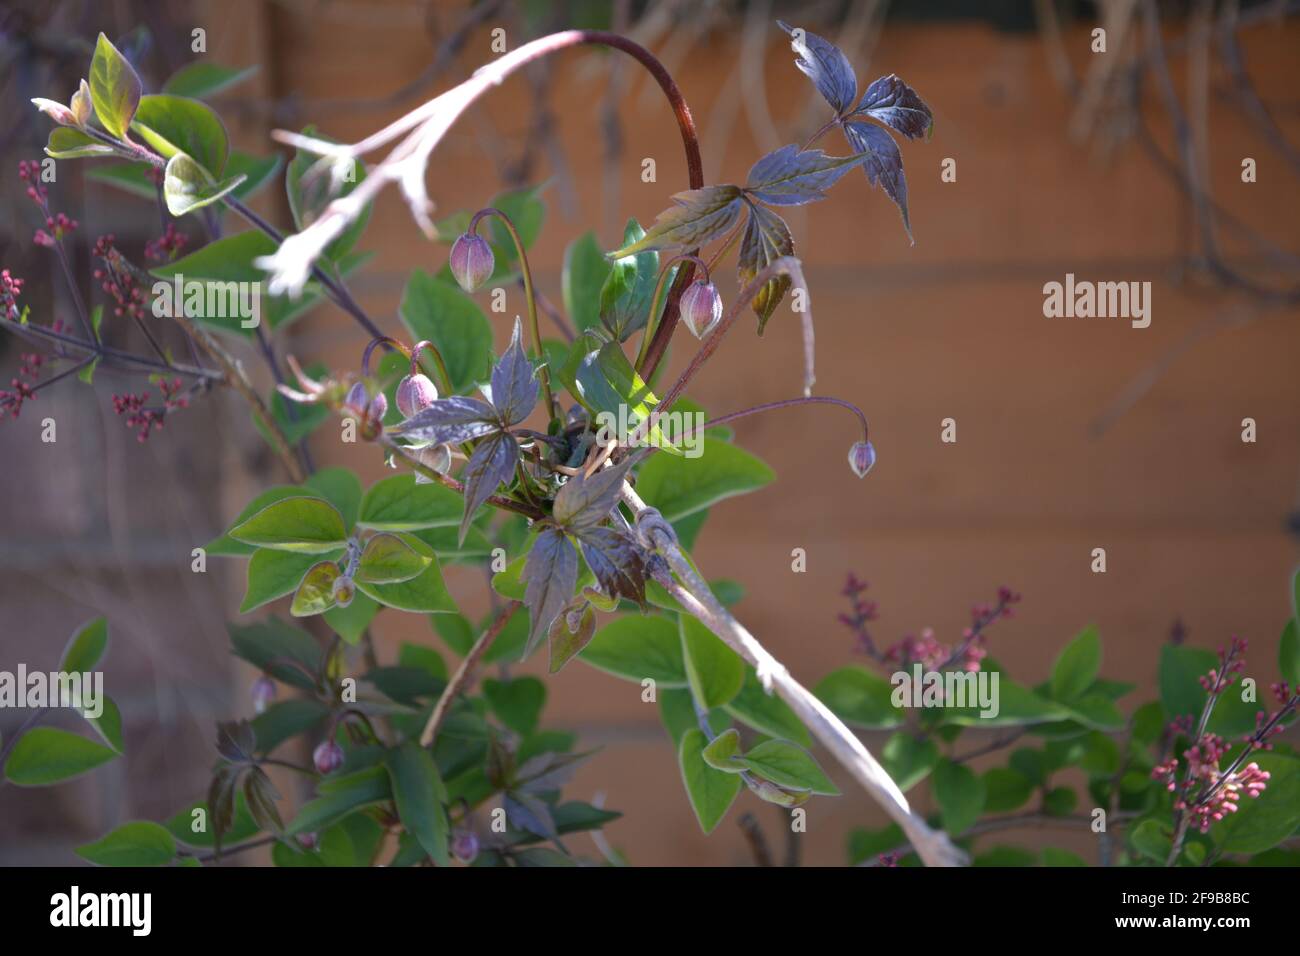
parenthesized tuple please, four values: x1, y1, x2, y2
(0, 351, 47, 421)
(144, 223, 188, 263)
(1198, 636, 1247, 694)
(878, 852, 899, 867)
(1151, 731, 1271, 834)
(1, 269, 25, 322)
(836, 573, 880, 656)
(1271, 682, 1292, 706)
(112, 379, 188, 442)
(17, 160, 47, 205)
(34, 212, 78, 248)
(93, 235, 147, 322)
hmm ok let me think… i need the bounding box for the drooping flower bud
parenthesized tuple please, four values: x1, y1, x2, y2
(680, 280, 722, 338)
(449, 233, 494, 293)
(365, 391, 388, 424)
(297, 832, 319, 851)
(413, 443, 452, 483)
(332, 575, 355, 608)
(313, 739, 344, 775)
(396, 373, 438, 418)
(250, 675, 276, 715)
(848, 440, 876, 478)
(451, 829, 480, 864)
(344, 381, 369, 415)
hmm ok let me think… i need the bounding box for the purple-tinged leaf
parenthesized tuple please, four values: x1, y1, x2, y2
(777, 20, 857, 117)
(392, 395, 498, 445)
(577, 526, 648, 609)
(521, 528, 579, 658)
(606, 186, 744, 258)
(738, 201, 794, 333)
(854, 74, 934, 141)
(504, 790, 557, 839)
(744, 144, 867, 206)
(843, 120, 912, 243)
(515, 749, 593, 793)
(458, 431, 518, 545)
(490, 319, 539, 426)
(242, 766, 284, 833)
(216, 720, 256, 763)
(552, 459, 633, 532)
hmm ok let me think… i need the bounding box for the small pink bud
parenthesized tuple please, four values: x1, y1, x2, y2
(250, 676, 276, 715)
(680, 280, 722, 338)
(297, 832, 318, 851)
(449, 233, 494, 293)
(396, 373, 438, 418)
(451, 829, 479, 863)
(365, 391, 388, 423)
(848, 440, 876, 478)
(313, 739, 344, 775)
(332, 575, 355, 608)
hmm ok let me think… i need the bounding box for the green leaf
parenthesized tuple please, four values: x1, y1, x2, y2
(354, 534, 455, 613)
(61, 616, 108, 673)
(813, 666, 903, 729)
(152, 228, 276, 284)
(880, 733, 939, 792)
(89, 151, 280, 202)
(1129, 818, 1173, 863)
(75, 821, 176, 867)
(932, 759, 984, 834)
(1042, 786, 1077, 817)
(133, 93, 229, 176)
(680, 613, 745, 709)
(89, 33, 142, 139)
(286, 766, 392, 836)
(356, 533, 431, 584)
(84, 695, 124, 753)
(399, 270, 494, 393)
(324, 592, 379, 645)
(981, 767, 1033, 812)
(206, 485, 300, 556)
(45, 127, 115, 159)
(1042, 847, 1087, 867)
(162, 151, 245, 217)
(701, 728, 745, 772)
(3, 727, 117, 786)
(1157, 644, 1257, 736)
(1050, 625, 1101, 702)
(562, 231, 612, 333)
(598, 218, 677, 339)
(556, 334, 679, 453)
(242, 548, 340, 613)
(608, 185, 744, 258)
(678, 728, 742, 834)
(286, 128, 370, 260)
(165, 791, 260, 847)
(579, 615, 687, 686)
(1279, 619, 1300, 686)
(399, 644, 448, 681)
(385, 742, 450, 866)
(636, 438, 774, 522)
(483, 678, 546, 736)
(1215, 753, 1300, 854)
(739, 739, 839, 795)
(251, 699, 330, 755)
(229, 495, 348, 554)
(228, 618, 322, 691)
(724, 667, 811, 746)
(358, 475, 464, 531)
(300, 468, 361, 531)
(291, 561, 341, 616)
(162, 62, 259, 99)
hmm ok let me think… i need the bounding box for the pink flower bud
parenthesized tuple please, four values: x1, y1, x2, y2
(848, 440, 876, 478)
(313, 739, 344, 775)
(332, 575, 355, 608)
(451, 829, 479, 863)
(680, 280, 722, 338)
(449, 233, 494, 293)
(396, 373, 438, 418)
(365, 391, 388, 423)
(250, 676, 276, 715)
